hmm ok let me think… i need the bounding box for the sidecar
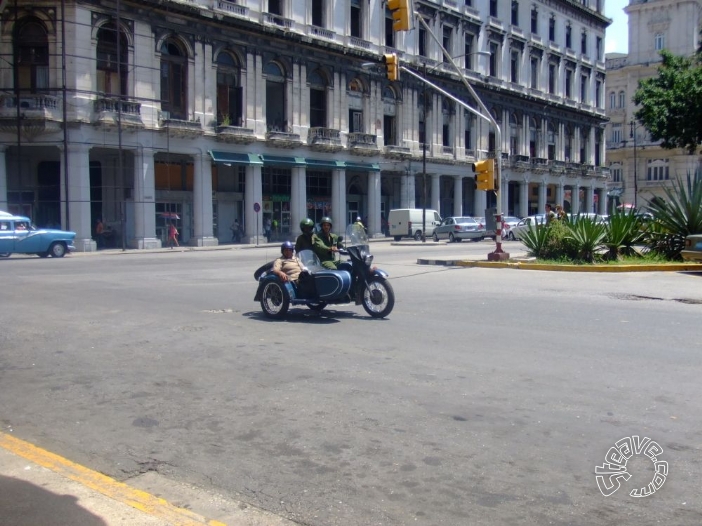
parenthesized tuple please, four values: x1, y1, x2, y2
(254, 250, 352, 319)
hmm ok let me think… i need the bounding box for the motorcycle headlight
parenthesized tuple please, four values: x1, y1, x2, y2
(364, 254, 374, 266)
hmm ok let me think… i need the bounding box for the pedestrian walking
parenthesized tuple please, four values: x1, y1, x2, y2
(167, 222, 179, 248)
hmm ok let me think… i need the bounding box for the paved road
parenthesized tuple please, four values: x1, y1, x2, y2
(1, 244, 701, 525)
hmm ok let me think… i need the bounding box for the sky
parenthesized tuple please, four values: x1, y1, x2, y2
(605, 0, 629, 54)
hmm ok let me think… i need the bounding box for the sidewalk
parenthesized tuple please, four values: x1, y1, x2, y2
(0, 432, 295, 526)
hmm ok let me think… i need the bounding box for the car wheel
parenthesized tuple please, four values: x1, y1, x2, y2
(362, 277, 395, 318)
(508, 231, 515, 241)
(260, 281, 290, 319)
(413, 230, 422, 241)
(448, 233, 455, 243)
(393, 236, 401, 242)
(49, 242, 67, 258)
(471, 237, 481, 242)
(432, 232, 439, 242)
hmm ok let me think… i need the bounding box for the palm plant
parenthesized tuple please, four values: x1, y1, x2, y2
(643, 172, 702, 260)
(602, 209, 644, 260)
(564, 216, 606, 263)
(520, 219, 551, 258)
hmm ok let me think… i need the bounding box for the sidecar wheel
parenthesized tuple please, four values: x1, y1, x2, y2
(307, 302, 327, 312)
(260, 281, 290, 319)
(362, 278, 395, 318)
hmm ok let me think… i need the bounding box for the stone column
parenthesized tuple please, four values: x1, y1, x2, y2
(191, 151, 216, 246)
(290, 166, 306, 233)
(556, 179, 564, 207)
(65, 144, 94, 251)
(520, 179, 530, 217)
(473, 187, 486, 218)
(586, 185, 595, 214)
(453, 175, 463, 216)
(400, 171, 413, 208)
(331, 169, 346, 232)
(571, 182, 580, 215)
(538, 181, 547, 213)
(245, 164, 264, 243)
(131, 148, 160, 249)
(0, 146, 7, 210)
(367, 171, 381, 237)
(431, 173, 440, 213)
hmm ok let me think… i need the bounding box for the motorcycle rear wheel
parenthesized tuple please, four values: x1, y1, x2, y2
(260, 281, 290, 319)
(362, 277, 395, 318)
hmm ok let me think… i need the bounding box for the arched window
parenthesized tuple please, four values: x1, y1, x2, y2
(264, 62, 286, 130)
(618, 90, 626, 109)
(547, 122, 556, 160)
(308, 69, 327, 128)
(96, 23, 128, 96)
(383, 86, 397, 146)
(464, 111, 476, 155)
(15, 18, 49, 92)
(529, 117, 538, 157)
(160, 38, 188, 119)
(216, 51, 242, 126)
(609, 91, 616, 109)
(654, 33, 665, 51)
(348, 78, 364, 133)
(442, 98, 454, 148)
(509, 113, 520, 156)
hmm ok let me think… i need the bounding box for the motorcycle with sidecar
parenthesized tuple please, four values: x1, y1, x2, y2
(253, 224, 395, 319)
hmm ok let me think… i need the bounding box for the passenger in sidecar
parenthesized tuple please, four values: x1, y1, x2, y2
(254, 247, 353, 317)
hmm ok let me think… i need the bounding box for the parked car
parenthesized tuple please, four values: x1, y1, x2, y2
(510, 215, 547, 241)
(0, 212, 76, 258)
(473, 217, 493, 239)
(433, 216, 486, 242)
(501, 216, 523, 240)
(681, 234, 702, 262)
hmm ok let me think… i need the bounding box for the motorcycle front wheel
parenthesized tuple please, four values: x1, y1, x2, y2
(260, 281, 290, 319)
(362, 277, 395, 318)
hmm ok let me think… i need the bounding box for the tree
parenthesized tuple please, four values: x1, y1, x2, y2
(633, 50, 702, 155)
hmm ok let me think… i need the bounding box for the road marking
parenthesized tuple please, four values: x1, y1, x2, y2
(0, 432, 226, 526)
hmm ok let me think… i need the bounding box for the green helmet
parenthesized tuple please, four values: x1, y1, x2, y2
(320, 216, 332, 228)
(300, 218, 315, 233)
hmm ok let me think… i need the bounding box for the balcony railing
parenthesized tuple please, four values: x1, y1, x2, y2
(0, 94, 63, 138)
(215, 0, 248, 18)
(93, 97, 143, 128)
(308, 127, 342, 152)
(347, 133, 378, 155)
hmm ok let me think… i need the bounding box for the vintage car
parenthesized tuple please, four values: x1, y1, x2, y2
(681, 234, 702, 263)
(0, 211, 76, 258)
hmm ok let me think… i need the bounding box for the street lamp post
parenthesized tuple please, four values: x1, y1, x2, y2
(629, 120, 639, 209)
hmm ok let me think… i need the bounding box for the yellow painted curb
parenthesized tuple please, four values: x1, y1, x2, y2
(0, 432, 226, 526)
(455, 261, 702, 272)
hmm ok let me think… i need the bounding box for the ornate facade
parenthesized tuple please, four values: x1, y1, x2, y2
(0, 0, 609, 250)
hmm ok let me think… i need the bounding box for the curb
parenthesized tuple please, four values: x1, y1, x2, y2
(416, 259, 702, 272)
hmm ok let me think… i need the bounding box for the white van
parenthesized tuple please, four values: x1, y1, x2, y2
(388, 208, 442, 241)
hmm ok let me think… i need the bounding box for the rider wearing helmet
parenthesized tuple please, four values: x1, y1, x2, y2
(314, 216, 341, 269)
(295, 218, 316, 253)
(272, 241, 303, 282)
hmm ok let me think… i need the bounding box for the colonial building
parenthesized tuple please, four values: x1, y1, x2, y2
(605, 0, 701, 211)
(0, 0, 609, 250)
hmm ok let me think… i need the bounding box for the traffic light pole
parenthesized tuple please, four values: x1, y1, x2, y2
(412, 14, 508, 260)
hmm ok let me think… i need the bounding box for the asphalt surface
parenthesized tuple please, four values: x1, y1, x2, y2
(1, 240, 701, 525)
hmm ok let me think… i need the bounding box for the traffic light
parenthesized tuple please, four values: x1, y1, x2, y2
(473, 159, 495, 191)
(387, 0, 413, 32)
(383, 53, 399, 81)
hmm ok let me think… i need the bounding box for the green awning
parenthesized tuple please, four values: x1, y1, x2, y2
(344, 161, 381, 172)
(260, 155, 306, 166)
(305, 159, 346, 169)
(208, 151, 262, 165)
